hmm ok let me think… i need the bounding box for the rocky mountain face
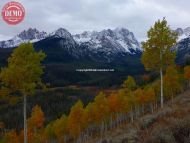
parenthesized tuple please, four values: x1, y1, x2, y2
(0, 27, 144, 86)
(0, 28, 47, 48)
(0, 27, 141, 62)
(74, 28, 141, 54)
(175, 27, 190, 64)
(1, 27, 190, 86)
(175, 27, 190, 41)
(1, 26, 190, 64)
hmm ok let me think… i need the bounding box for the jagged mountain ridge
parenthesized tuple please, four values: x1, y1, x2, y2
(73, 28, 141, 54)
(0, 27, 142, 59)
(1, 26, 190, 64)
(174, 27, 190, 64)
(0, 27, 144, 86)
(0, 28, 47, 48)
(175, 27, 190, 41)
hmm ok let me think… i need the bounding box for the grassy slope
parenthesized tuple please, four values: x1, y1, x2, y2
(90, 89, 190, 143)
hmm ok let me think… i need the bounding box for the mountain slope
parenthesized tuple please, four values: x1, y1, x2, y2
(88, 89, 190, 143)
(171, 27, 190, 64)
(74, 28, 141, 54)
(0, 27, 144, 87)
(175, 27, 190, 41)
(0, 28, 47, 48)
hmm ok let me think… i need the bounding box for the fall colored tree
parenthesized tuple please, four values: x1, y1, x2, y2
(93, 92, 110, 139)
(53, 115, 68, 143)
(184, 65, 190, 86)
(144, 87, 156, 113)
(4, 130, 20, 143)
(134, 88, 145, 114)
(141, 18, 177, 108)
(108, 93, 121, 114)
(164, 66, 181, 103)
(0, 43, 46, 143)
(93, 92, 110, 124)
(44, 122, 56, 142)
(142, 74, 150, 84)
(121, 75, 137, 122)
(84, 102, 96, 128)
(19, 129, 33, 143)
(122, 76, 136, 90)
(68, 100, 85, 139)
(28, 105, 45, 130)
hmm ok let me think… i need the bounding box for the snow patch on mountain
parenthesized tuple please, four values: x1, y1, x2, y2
(73, 28, 142, 54)
(49, 28, 73, 39)
(0, 28, 47, 48)
(175, 27, 190, 41)
(0, 27, 142, 56)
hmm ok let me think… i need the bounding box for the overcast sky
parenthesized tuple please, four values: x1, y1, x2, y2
(0, 0, 190, 41)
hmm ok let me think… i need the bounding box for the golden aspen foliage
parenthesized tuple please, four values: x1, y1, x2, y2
(28, 105, 45, 130)
(122, 76, 136, 90)
(68, 100, 85, 139)
(93, 92, 110, 124)
(141, 18, 177, 108)
(4, 130, 20, 143)
(164, 66, 181, 99)
(53, 115, 68, 142)
(184, 66, 190, 80)
(0, 43, 46, 94)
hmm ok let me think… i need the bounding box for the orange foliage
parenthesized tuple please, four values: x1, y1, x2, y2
(184, 66, 190, 80)
(134, 88, 146, 105)
(145, 87, 156, 103)
(53, 115, 68, 142)
(142, 74, 150, 83)
(108, 94, 120, 113)
(19, 129, 34, 143)
(68, 100, 85, 139)
(28, 105, 45, 130)
(93, 92, 110, 124)
(4, 130, 20, 143)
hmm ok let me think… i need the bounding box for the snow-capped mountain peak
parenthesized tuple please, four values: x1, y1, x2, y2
(0, 28, 47, 48)
(73, 27, 141, 54)
(50, 28, 73, 39)
(17, 28, 47, 40)
(0, 27, 142, 57)
(175, 27, 190, 41)
(184, 27, 190, 36)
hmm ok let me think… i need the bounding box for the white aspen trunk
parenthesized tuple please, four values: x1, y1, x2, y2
(160, 47, 164, 109)
(100, 121, 104, 141)
(130, 106, 134, 123)
(142, 104, 144, 115)
(171, 92, 174, 105)
(64, 135, 67, 143)
(160, 67, 164, 108)
(110, 115, 113, 129)
(24, 94, 27, 143)
(151, 103, 154, 113)
(135, 105, 137, 119)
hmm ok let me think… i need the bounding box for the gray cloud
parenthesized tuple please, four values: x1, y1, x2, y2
(0, 0, 190, 41)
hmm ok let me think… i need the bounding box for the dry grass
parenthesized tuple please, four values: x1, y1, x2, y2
(89, 89, 190, 143)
